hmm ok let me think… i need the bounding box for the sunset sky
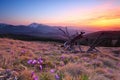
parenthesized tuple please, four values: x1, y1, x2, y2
(0, 0, 120, 30)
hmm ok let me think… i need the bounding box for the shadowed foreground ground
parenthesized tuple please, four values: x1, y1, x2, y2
(0, 38, 120, 80)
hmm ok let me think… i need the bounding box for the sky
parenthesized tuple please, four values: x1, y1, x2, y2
(0, 0, 120, 31)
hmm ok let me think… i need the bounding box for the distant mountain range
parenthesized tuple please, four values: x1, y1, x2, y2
(0, 23, 120, 46)
(0, 23, 78, 41)
(0, 23, 61, 39)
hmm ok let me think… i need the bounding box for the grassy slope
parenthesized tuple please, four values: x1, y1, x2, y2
(0, 38, 120, 80)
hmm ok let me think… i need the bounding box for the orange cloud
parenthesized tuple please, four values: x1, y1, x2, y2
(83, 8, 120, 29)
(70, 2, 120, 30)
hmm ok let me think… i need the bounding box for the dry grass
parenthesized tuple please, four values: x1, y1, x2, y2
(0, 38, 120, 80)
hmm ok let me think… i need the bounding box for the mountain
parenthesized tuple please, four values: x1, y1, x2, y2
(0, 23, 81, 40)
(29, 23, 40, 28)
(1, 23, 120, 46)
(28, 23, 59, 34)
(0, 23, 33, 34)
(0, 23, 69, 41)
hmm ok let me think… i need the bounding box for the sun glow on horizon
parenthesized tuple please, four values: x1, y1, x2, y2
(0, 0, 120, 31)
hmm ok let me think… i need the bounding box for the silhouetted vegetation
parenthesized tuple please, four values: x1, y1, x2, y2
(0, 33, 65, 43)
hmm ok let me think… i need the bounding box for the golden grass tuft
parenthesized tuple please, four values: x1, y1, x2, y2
(18, 70, 33, 80)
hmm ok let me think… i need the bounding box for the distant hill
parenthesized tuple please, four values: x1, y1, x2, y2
(83, 31, 120, 47)
(85, 31, 120, 39)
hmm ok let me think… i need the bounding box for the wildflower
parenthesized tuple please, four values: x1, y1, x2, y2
(38, 59, 43, 64)
(19, 50, 26, 56)
(31, 71, 35, 77)
(31, 72, 38, 80)
(50, 69, 55, 73)
(5, 69, 11, 72)
(38, 57, 42, 61)
(32, 60, 37, 64)
(61, 55, 65, 59)
(37, 61, 40, 64)
(21, 50, 26, 54)
(55, 74, 60, 80)
(82, 57, 89, 61)
(39, 65, 42, 70)
(108, 69, 113, 74)
(33, 76, 38, 80)
(27, 59, 33, 64)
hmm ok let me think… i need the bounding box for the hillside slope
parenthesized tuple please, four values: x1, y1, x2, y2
(84, 31, 120, 47)
(0, 38, 120, 80)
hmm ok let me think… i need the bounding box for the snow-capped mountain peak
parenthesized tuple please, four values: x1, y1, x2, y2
(29, 23, 40, 28)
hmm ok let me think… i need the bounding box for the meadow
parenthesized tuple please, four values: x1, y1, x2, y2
(0, 38, 120, 80)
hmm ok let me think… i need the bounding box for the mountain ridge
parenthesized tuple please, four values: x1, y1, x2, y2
(0, 23, 120, 47)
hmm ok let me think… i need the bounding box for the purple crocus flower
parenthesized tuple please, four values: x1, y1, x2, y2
(27, 59, 33, 64)
(50, 69, 55, 73)
(32, 59, 37, 64)
(61, 55, 65, 60)
(108, 69, 113, 74)
(31, 72, 38, 80)
(21, 50, 26, 54)
(38, 58, 43, 64)
(37, 61, 40, 64)
(31, 71, 35, 77)
(39, 65, 42, 70)
(39, 59, 43, 63)
(33, 76, 38, 80)
(38, 57, 42, 60)
(55, 74, 60, 80)
(83, 57, 89, 61)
